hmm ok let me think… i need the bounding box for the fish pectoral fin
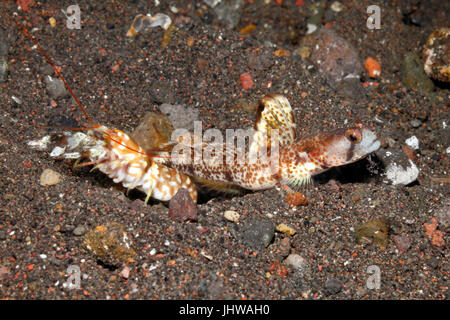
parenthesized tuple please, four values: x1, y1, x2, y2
(144, 187, 153, 205)
(286, 173, 312, 190)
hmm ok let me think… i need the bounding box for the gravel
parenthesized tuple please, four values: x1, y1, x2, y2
(0, 0, 448, 300)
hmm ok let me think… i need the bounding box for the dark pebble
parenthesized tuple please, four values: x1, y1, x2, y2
(48, 257, 62, 266)
(169, 188, 197, 222)
(426, 257, 439, 269)
(393, 234, 411, 254)
(239, 220, 275, 249)
(431, 153, 441, 161)
(324, 278, 342, 296)
(45, 75, 68, 99)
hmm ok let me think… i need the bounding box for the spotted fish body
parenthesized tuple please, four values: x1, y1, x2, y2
(154, 95, 381, 191)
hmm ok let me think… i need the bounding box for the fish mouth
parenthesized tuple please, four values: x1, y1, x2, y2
(358, 129, 381, 156)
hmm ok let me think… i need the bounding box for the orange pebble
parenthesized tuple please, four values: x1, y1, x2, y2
(240, 73, 254, 90)
(286, 191, 308, 207)
(240, 24, 256, 35)
(431, 230, 445, 247)
(423, 217, 438, 237)
(274, 49, 291, 57)
(365, 57, 381, 78)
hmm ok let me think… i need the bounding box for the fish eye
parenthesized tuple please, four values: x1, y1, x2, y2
(345, 129, 362, 143)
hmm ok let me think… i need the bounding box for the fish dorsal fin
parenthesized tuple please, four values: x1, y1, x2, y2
(249, 94, 297, 154)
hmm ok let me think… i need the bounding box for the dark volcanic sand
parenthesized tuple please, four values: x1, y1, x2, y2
(0, 0, 448, 299)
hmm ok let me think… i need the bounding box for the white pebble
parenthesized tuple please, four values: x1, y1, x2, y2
(405, 136, 419, 150)
(330, 1, 344, 12)
(50, 146, 66, 157)
(385, 159, 419, 185)
(223, 210, 240, 222)
(40, 169, 62, 186)
(285, 254, 308, 272)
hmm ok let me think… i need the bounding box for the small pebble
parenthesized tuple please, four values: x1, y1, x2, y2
(435, 201, 450, 228)
(354, 218, 390, 248)
(45, 75, 67, 99)
(365, 57, 381, 78)
(405, 136, 419, 150)
(285, 191, 307, 207)
(126, 13, 172, 37)
(402, 52, 434, 93)
(84, 223, 136, 267)
(213, 0, 244, 29)
(73, 225, 87, 236)
(431, 153, 440, 161)
(285, 254, 308, 273)
(0, 266, 10, 280)
(239, 220, 275, 248)
(119, 266, 131, 279)
(40, 169, 62, 186)
(130, 111, 174, 155)
(275, 223, 296, 236)
(423, 218, 446, 247)
(223, 210, 240, 222)
(0, 31, 9, 83)
(11, 95, 22, 105)
(393, 234, 411, 255)
(385, 159, 419, 185)
(49, 17, 56, 28)
(240, 72, 254, 90)
(279, 237, 291, 258)
(426, 257, 439, 269)
(423, 27, 450, 83)
(169, 188, 197, 222)
(410, 119, 422, 128)
(378, 149, 419, 185)
(330, 1, 344, 12)
(296, 46, 311, 59)
(310, 27, 364, 101)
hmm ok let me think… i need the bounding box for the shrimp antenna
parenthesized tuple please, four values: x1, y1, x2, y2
(7, 13, 99, 129)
